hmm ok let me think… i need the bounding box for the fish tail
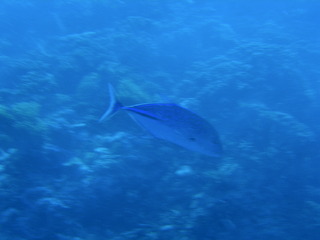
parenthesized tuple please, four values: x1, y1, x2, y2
(99, 83, 123, 122)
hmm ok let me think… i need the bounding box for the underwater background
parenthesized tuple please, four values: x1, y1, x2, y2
(0, 0, 320, 239)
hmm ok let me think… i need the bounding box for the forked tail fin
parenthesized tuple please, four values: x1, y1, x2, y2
(99, 84, 123, 122)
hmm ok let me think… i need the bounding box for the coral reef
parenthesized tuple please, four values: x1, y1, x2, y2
(0, 1, 319, 240)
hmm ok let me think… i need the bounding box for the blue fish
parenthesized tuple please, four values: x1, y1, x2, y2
(100, 84, 222, 157)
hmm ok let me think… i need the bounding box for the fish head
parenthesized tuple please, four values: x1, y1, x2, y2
(185, 133, 223, 157)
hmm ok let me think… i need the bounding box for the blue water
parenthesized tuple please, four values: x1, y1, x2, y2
(0, 1, 319, 239)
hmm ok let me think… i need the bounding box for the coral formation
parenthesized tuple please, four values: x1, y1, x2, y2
(0, 1, 319, 240)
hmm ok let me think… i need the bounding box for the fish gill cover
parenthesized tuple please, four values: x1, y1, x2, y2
(0, 0, 320, 240)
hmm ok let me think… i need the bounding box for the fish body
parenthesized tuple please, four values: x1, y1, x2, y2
(100, 84, 222, 157)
